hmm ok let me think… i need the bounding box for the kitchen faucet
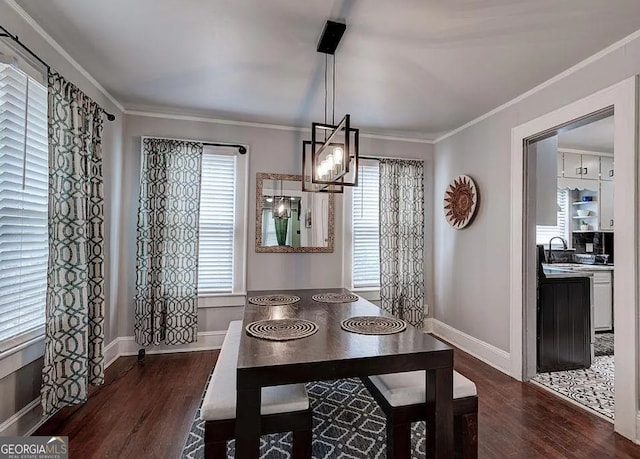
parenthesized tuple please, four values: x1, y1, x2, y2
(548, 237, 567, 263)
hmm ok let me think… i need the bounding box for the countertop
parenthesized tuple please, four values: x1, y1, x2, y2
(543, 266, 594, 278)
(542, 263, 614, 272)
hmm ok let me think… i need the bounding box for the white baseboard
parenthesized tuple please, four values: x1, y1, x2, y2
(426, 318, 512, 376)
(635, 413, 640, 444)
(0, 399, 42, 437)
(2, 330, 226, 437)
(103, 337, 120, 369)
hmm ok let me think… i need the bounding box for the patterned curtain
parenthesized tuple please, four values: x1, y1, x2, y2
(41, 71, 106, 415)
(135, 138, 203, 346)
(379, 159, 425, 327)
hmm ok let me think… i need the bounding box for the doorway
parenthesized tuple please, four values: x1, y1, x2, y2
(527, 113, 615, 420)
(509, 77, 638, 440)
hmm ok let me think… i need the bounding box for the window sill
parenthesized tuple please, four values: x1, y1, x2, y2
(198, 293, 247, 308)
(0, 333, 45, 380)
(352, 287, 381, 302)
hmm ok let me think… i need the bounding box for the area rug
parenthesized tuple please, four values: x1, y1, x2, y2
(531, 355, 614, 419)
(594, 332, 614, 356)
(181, 378, 428, 458)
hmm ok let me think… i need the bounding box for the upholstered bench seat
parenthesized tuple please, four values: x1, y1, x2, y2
(201, 321, 309, 421)
(201, 320, 312, 458)
(362, 370, 478, 459)
(368, 370, 477, 407)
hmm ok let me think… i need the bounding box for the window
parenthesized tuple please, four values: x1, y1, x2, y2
(536, 188, 568, 245)
(352, 161, 380, 288)
(0, 63, 48, 351)
(197, 146, 247, 302)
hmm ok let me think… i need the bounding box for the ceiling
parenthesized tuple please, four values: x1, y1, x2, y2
(12, 0, 640, 139)
(558, 116, 614, 153)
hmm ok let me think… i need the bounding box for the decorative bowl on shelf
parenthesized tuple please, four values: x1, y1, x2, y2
(577, 209, 590, 217)
(581, 196, 593, 202)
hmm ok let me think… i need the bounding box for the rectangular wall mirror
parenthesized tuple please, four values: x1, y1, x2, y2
(255, 172, 334, 253)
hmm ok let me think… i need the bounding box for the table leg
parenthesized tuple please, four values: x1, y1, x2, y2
(425, 367, 453, 457)
(235, 386, 261, 459)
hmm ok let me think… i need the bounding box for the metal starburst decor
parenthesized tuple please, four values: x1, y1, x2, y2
(443, 174, 478, 229)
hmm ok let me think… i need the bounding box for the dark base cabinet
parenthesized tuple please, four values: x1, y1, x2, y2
(537, 277, 591, 372)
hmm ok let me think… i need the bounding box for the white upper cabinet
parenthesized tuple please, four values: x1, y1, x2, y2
(601, 156, 614, 181)
(563, 152, 583, 178)
(562, 152, 599, 180)
(600, 180, 614, 231)
(580, 155, 600, 180)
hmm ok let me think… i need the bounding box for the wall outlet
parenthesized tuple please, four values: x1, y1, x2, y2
(586, 243, 594, 253)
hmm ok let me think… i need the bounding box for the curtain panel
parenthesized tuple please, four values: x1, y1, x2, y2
(135, 138, 203, 346)
(379, 159, 425, 327)
(41, 71, 106, 415)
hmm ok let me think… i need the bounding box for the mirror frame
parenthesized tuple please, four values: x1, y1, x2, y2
(255, 172, 335, 253)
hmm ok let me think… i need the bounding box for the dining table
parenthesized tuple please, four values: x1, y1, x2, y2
(235, 288, 454, 458)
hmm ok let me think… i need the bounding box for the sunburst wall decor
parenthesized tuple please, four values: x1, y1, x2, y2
(443, 175, 478, 229)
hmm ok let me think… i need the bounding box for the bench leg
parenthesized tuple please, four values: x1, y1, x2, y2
(386, 421, 411, 459)
(459, 413, 478, 459)
(292, 426, 312, 459)
(204, 440, 227, 459)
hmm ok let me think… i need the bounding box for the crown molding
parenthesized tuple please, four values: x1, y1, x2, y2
(434, 27, 640, 144)
(5, 0, 125, 113)
(125, 110, 435, 144)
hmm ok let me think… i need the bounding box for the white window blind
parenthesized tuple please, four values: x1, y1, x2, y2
(536, 189, 568, 245)
(0, 63, 48, 350)
(352, 162, 380, 288)
(197, 151, 236, 293)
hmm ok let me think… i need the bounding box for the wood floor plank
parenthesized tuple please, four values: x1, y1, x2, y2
(35, 345, 640, 458)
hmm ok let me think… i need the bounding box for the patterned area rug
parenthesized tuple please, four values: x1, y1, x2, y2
(181, 378, 428, 458)
(531, 356, 614, 419)
(594, 332, 614, 356)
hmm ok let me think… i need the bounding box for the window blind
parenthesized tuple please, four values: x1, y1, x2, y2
(352, 162, 380, 288)
(197, 151, 236, 293)
(536, 189, 568, 245)
(0, 63, 48, 350)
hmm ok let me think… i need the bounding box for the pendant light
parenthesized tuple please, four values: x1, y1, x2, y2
(272, 179, 291, 219)
(302, 20, 359, 193)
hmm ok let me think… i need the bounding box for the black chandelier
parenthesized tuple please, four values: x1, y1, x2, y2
(302, 20, 359, 193)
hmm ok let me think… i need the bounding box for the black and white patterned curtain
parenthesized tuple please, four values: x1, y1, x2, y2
(134, 138, 203, 346)
(379, 159, 425, 327)
(41, 71, 106, 415)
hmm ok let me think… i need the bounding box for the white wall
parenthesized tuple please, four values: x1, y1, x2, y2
(0, 1, 124, 433)
(121, 114, 434, 336)
(433, 35, 640, 352)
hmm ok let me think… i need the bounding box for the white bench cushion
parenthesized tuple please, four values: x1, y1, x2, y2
(200, 320, 309, 421)
(369, 370, 477, 407)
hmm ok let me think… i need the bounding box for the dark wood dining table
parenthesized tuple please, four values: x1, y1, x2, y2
(235, 288, 454, 458)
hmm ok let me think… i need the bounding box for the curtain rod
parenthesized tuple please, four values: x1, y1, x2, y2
(202, 142, 247, 154)
(0, 25, 116, 122)
(360, 155, 425, 162)
(141, 136, 247, 155)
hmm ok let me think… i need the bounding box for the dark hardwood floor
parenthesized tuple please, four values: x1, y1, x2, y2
(36, 346, 640, 458)
(36, 351, 217, 459)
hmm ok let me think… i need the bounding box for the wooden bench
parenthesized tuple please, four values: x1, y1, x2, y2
(361, 370, 478, 459)
(200, 321, 312, 458)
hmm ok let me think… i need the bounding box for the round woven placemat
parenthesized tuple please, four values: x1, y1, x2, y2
(247, 294, 300, 306)
(245, 318, 318, 341)
(341, 316, 407, 335)
(312, 292, 359, 303)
